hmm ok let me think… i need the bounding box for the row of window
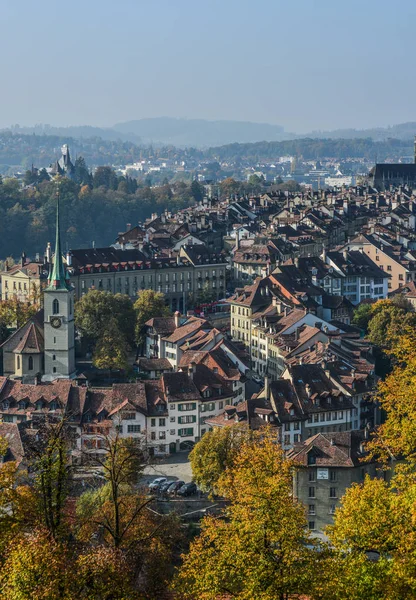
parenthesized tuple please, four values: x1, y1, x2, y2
(307, 411, 346, 423)
(308, 487, 337, 498)
(308, 504, 337, 516)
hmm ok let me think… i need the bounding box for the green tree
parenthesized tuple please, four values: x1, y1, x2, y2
(352, 302, 374, 332)
(191, 179, 204, 202)
(73, 156, 91, 186)
(92, 318, 129, 371)
(75, 290, 135, 347)
(134, 289, 171, 343)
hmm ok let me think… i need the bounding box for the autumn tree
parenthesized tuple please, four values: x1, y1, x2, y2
(26, 420, 73, 541)
(314, 476, 416, 600)
(0, 296, 39, 328)
(189, 424, 254, 495)
(0, 529, 73, 600)
(175, 429, 313, 600)
(134, 289, 171, 344)
(77, 432, 180, 597)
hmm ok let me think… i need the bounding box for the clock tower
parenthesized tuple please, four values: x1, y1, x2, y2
(43, 193, 76, 380)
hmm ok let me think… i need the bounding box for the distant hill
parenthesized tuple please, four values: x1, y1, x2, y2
(305, 122, 416, 141)
(112, 117, 289, 147)
(2, 124, 143, 144)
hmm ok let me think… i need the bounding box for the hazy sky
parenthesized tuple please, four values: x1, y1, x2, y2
(1, 0, 414, 133)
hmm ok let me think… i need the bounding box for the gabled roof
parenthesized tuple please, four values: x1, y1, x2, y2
(13, 322, 44, 354)
(288, 431, 368, 467)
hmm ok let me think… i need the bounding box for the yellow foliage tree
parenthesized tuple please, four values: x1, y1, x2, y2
(174, 429, 313, 600)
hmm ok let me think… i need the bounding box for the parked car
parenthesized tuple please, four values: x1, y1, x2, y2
(177, 482, 197, 496)
(159, 480, 176, 494)
(148, 477, 167, 492)
(167, 480, 185, 495)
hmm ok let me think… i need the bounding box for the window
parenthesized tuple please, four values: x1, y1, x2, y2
(308, 521, 315, 530)
(308, 487, 315, 498)
(17, 356, 20, 370)
(52, 299, 59, 314)
(178, 415, 196, 424)
(124, 412, 135, 420)
(330, 470, 337, 482)
(309, 470, 316, 482)
(308, 504, 315, 515)
(338, 411, 343, 420)
(159, 418, 166, 427)
(178, 403, 197, 411)
(116, 425, 123, 433)
(170, 417, 175, 423)
(53, 355, 56, 361)
(151, 418, 156, 427)
(150, 432, 156, 440)
(178, 428, 194, 437)
(308, 453, 316, 465)
(159, 431, 166, 440)
(330, 487, 337, 498)
(329, 504, 337, 515)
(284, 434, 290, 445)
(127, 424, 141, 433)
(53, 367, 56, 373)
(284, 422, 290, 431)
(28, 356, 33, 371)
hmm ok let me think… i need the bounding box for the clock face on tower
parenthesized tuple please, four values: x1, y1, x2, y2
(50, 317, 62, 329)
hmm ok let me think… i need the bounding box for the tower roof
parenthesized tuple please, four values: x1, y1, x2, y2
(47, 193, 70, 291)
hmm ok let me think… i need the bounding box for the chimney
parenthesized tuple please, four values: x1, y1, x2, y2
(21, 251, 26, 267)
(174, 311, 181, 328)
(126, 223, 131, 231)
(66, 251, 72, 267)
(235, 228, 240, 251)
(294, 257, 299, 268)
(189, 361, 196, 380)
(342, 249, 348, 262)
(264, 375, 270, 400)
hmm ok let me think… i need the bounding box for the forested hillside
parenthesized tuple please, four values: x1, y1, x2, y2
(0, 170, 198, 259)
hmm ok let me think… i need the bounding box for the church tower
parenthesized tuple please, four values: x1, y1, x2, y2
(43, 194, 76, 380)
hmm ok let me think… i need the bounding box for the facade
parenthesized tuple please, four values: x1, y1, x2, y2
(289, 431, 378, 533)
(1, 255, 47, 302)
(67, 245, 227, 311)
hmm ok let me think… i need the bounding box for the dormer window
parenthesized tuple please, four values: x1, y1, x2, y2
(49, 401, 57, 411)
(36, 401, 43, 410)
(290, 408, 295, 416)
(2, 401, 9, 410)
(19, 401, 26, 410)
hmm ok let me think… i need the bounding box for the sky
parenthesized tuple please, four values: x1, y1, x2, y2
(1, 0, 414, 133)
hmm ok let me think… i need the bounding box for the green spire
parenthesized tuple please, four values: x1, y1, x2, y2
(47, 191, 70, 291)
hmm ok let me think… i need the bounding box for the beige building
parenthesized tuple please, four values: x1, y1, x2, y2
(1, 255, 47, 303)
(68, 245, 227, 311)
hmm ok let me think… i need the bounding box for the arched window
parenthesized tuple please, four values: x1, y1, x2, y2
(28, 356, 33, 371)
(53, 299, 59, 315)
